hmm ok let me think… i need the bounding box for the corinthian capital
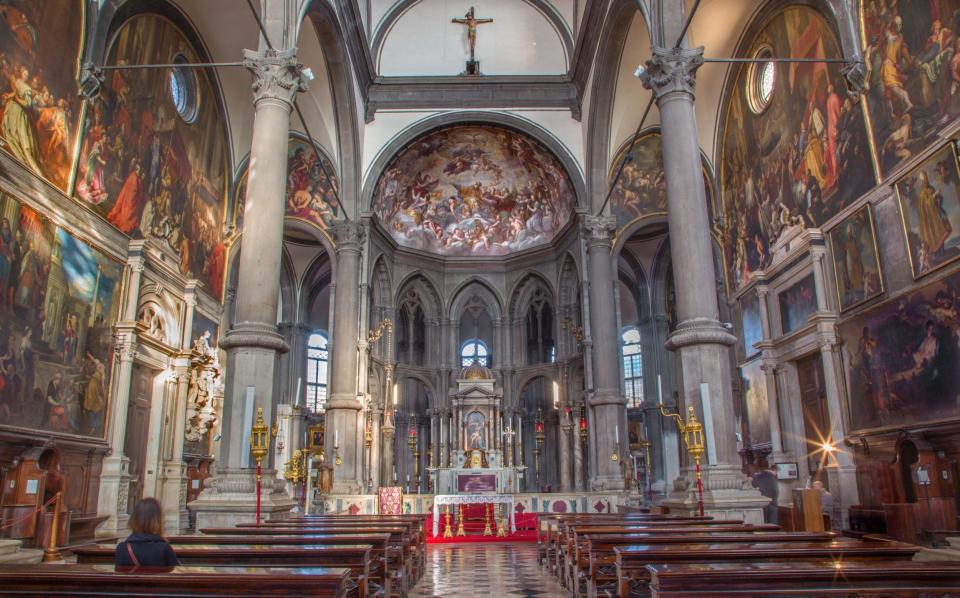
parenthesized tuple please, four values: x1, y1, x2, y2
(332, 221, 366, 252)
(639, 45, 704, 100)
(581, 215, 617, 244)
(243, 47, 308, 107)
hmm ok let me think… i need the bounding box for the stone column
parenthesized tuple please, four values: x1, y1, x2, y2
(190, 48, 304, 528)
(559, 415, 573, 492)
(97, 242, 145, 534)
(572, 402, 585, 491)
(583, 215, 626, 491)
(640, 46, 766, 521)
(327, 222, 366, 493)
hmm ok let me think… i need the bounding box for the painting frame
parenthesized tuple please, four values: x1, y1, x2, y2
(828, 203, 884, 311)
(778, 274, 818, 335)
(740, 290, 763, 359)
(894, 142, 960, 280)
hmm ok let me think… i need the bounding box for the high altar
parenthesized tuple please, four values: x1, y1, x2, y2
(432, 362, 524, 494)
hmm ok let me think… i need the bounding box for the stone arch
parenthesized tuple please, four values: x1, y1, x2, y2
(507, 271, 556, 321)
(394, 272, 444, 321)
(447, 277, 505, 322)
(299, 247, 333, 325)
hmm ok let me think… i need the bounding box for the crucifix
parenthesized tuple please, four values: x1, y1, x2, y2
(452, 6, 493, 74)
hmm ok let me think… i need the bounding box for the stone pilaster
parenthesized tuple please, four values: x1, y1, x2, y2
(583, 215, 626, 491)
(189, 47, 305, 528)
(641, 45, 767, 521)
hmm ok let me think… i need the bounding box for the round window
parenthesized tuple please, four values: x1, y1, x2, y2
(168, 53, 198, 123)
(747, 47, 776, 114)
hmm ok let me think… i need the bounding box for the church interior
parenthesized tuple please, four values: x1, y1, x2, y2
(1, 0, 960, 595)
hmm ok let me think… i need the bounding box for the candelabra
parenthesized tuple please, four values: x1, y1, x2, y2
(561, 317, 584, 343)
(534, 409, 545, 486)
(364, 413, 374, 491)
(249, 407, 270, 527)
(659, 404, 706, 516)
(502, 424, 516, 467)
(283, 449, 306, 507)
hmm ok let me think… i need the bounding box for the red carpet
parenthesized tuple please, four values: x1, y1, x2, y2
(426, 507, 538, 543)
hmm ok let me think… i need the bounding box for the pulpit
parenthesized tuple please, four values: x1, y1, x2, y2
(1, 446, 69, 546)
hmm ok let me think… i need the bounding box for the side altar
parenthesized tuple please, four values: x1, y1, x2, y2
(430, 362, 525, 495)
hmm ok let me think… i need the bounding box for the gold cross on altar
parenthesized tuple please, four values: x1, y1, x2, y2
(452, 7, 493, 63)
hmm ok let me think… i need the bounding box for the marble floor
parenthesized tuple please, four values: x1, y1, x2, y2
(410, 544, 569, 598)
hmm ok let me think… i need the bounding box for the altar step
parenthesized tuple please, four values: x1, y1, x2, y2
(0, 540, 42, 564)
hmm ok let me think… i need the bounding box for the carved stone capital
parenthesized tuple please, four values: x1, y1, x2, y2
(219, 323, 290, 353)
(243, 48, 308, 108)
(665, 317, 737, 350)
(331, 221, 366, 252)
(640, 45, 704, 101)
(581, 215, 617, 246)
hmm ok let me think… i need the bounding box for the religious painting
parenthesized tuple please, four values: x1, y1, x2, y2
(740, 358, 771, 448)
(465, 410, 486, 450)
(0, 193, 121, 439)
(779, 274, 818, 334)
(894, 142, 960, 278)
(861, 0, 960, 176)
(609, 132, 715, 229)
(233, 135, 340, 234)
(741, 291, 763, 357)
(828, 204, 884, 310)
(372, 125, 575, 256)
(720, 6, 875, 291)
(839, 267, 960, 432)
(74, 14, 228, 299)
(0, 1, 85, 192)
(191, 310, 219, 351)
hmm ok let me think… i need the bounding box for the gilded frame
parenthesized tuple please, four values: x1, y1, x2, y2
(894, 142, 960, 280)
(827, 202, 884, 312)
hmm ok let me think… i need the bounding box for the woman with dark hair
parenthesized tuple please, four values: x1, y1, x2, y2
(115, 497, 179, 568)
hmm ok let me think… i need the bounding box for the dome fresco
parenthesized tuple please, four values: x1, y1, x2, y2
(373, 125, 575, 256)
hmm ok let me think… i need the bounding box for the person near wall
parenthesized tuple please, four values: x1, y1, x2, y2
(115, 497, 179, 569)
(752, 465, 779, 524)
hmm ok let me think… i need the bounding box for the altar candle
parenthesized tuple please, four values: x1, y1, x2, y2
(295, 377, 302, 406)
(334, 429, 339, 448)
(657, 375, 663, 405)
(615, 425, 619, 444)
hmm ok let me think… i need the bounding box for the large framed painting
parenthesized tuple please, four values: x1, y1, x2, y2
(372, 124, 575, 256)
(779, 274, 817, 335)
(0, 1, 86, 193)
(828, 204, 884, 310)
(233, 134, 340, 235)
(895, 142, 960, 279)
(609, 132, 715, 230)
(720, 6, 875, 292)
(839, 268, 960, 432)
(0, 193, 122, 439)
(740, 358, 771, 448)
(861, 0, 960, 176)
(74, 14, 228, 299)
(740, 291, 763, 358)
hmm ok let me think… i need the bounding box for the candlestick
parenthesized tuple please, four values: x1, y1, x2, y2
(657, 375, 663, 405)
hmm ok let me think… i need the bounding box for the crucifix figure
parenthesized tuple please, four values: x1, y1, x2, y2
(452, 7, 493, 63)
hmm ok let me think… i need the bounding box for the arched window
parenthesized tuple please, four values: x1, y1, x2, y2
(305, 331, 329, 412)
(622, 326, 643, 407)
(461, 338, 489, 367)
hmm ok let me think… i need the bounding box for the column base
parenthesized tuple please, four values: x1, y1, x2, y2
(158, 462, 189, 535)
(188, 468, 295, 529)
(95, 456, 130, 537)
(660, 464, 769, 524)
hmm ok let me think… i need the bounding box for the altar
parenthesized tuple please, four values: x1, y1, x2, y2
(432, 494, 516, 536)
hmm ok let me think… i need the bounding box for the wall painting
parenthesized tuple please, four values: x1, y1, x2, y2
(233, 135, 340, 235)
(741, 291, 763, 357)
(861, 0, 960, 176)
(895, 142, 960, 278)
(0, 0, 85, 193)
(740, 358, 771, 448)
(779, 274, 817, 335)
(0, 193, 121, 439)
(720, 6, 875, 292)
(74, 14, 228, 299)
(373, 125, 575, 256)
(840, 267, 960, 432)
(828, 203, 884, 310)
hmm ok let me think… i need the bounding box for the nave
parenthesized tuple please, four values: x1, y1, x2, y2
(410, 545, 566, 598)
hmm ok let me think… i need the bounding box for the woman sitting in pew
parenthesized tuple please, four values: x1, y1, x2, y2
(115, 498, 180, 569)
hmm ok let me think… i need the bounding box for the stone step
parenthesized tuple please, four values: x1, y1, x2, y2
(0, 547, 42, 565)
(946, 536, 960, 550)
(915, 546, 960, 562)
(0, 539, 21, 557)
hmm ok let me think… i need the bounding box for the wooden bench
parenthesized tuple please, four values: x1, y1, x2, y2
(647, 561, 960, 597)
(72, 543, 373, 598)
(0, 563, 351, 596)
(614, 540, 920, 598)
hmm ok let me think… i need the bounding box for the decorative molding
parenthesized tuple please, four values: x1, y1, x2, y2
(639, 45, 704, 101)
(581, 215, 617, 245)
(242, 47, 308, 107)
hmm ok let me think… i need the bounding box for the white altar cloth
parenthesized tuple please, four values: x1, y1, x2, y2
(432, 494, 516, 536)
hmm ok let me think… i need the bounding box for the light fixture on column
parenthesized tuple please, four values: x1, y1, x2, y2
(534, 409, 545, 486)
(552, 381, 560, 410)
(560, 317, 584, 343)
(333, 428, 342, 466)
(659, 404, 706, 516)
(578, 405, 588, 443)
(408, 416, 419, 493)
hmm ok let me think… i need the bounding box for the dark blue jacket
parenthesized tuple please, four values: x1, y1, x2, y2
(115, 532, 180, 568)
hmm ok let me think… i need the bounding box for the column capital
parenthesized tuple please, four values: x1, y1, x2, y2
(331, 221, 366, 252)
(581, 215, 617, 246)
(640, 45, 704, 101)
(243, 47, 308, 108)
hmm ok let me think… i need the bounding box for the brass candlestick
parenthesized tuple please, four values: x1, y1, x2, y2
(496, 503, 506, 537)
(660, 403, 706, 516)
(483, 503, 493, 536)
(250, 406, 270, 527)
(41, 492, 63, 562)
(456, 504, 466, 536)
(443, 505, 453, 538)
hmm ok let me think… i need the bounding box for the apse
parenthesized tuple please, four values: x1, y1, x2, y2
(372, 124, 576, 257)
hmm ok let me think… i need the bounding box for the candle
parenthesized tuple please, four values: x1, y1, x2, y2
(334, 429, 339, 448)
(295, 377, 302, 406)
(657, 375, 663, 405)
(615, 425, 619, 444)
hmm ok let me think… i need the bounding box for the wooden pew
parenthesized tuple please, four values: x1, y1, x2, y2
(0, 563, 351, 597)
(171, 534, 392, 598)
(614, 540, 920, 598)
(647, 561, 960, 597)
(575, 532, 835, 598)
(72, 543, 372, 598)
